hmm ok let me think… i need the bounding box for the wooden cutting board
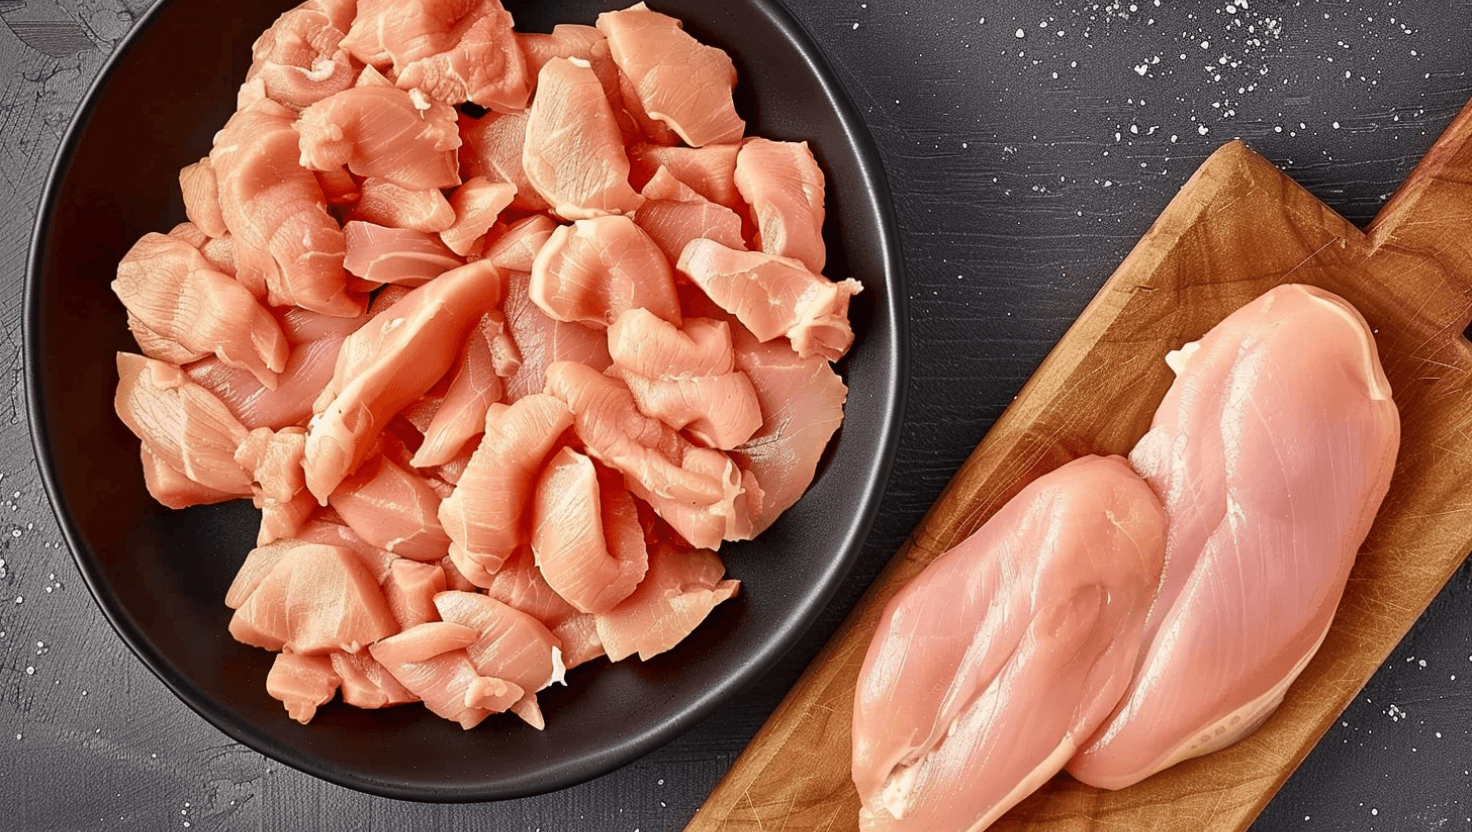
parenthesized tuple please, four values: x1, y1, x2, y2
(685, 97, 1472, 831)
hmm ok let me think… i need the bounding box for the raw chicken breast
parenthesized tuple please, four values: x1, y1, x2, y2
(441, 177, 516, 256)
(628, 143, 743, 212)
(383, 558, 448, 629)
(351, 179, 456, 233)
(179, 158, 227, 238)
(522, 57, 644, 220)
(296, 85, 461, 191)
(544, 361, 754, 549)
(266, 653, 342, 724)
(225, 538, 304, 609)
(185, 335, 344, 430)
(852, 455, 1168, 832)
(483, 548, 603, 668)
(679, 240, 861, 362)
(343, 221, 464, 286)
(438, 394, 573, 574)
(331, 650, 418, 708)
(532, 448, 648, 614)
(484, 215, 557, 272)
(1067, 284, 1401, 791)
(459, 110, 547, 213)
(606, 308, 761, 450)
(596, 4, 745, 147)
(127, 310, 208, 366)
(245, 5, 356, 110)
(229, 542, 399, 655)
(412, 313, 508, 468)
(305, 258, 503, 501)
(235, 426, 313, 545)
(502, 271, 612, 401)
(296, 515, 399, 582)
(734, 138, 826, 273)
(595, 542, 739, 662)
(434, 590, 563, 727)
(113, 232, 289, 388)
(329, 454, 452, 561)
(140, 445, 240, 509)
(369, 622, 522, 729)
(279, 306, 371, 343)
(729, 326, 848, 533)
(529, 216, 681, 328)
(211, 99, 361, 316)
(635, 166, 745, 263)
(115, 353, 253, 496)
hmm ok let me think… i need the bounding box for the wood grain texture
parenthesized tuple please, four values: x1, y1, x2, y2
(687, 99, 1472, 832)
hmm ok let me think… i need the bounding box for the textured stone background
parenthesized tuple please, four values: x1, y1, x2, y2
(2, 1, 1471, 829)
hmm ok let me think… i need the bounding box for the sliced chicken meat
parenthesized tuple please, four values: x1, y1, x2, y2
(852, 456, 1167, 832)
(529, 215, 681, 328)
(351, 178, 456, 233)
(115, 353, 253, 496)
(412, 313, 509, 468)
(441, 177, 517, 256)
(438, 393, 573, 574)
(295, 515, 399, 582)
(522, 56, 644, 219)
(296, 85, 461, 191)
(635, 166, 746, 263)
(127, 310, 209, 367)
(139, 445, 241, 510)
(234, 426, 314, 544)
(245, 5, 356, 110)
(606, 308, 761, 450)
(266, 652, 342, 724)
(229, 542, 398, 654)
(595, 541, 739, 662)
(483, 214, 557, 273)
(628, 143, 743, 213)
(305, 257, 503, 501)
(383, 558, 449, 629)
(434, 590, 564, 727)
(532, 448, 649, 614)
(328, 453, 452, 561)
(1067, 284, 1401, 790)
(331, 649, 419, 708)
(482, 548, 602, 669)
(185, 336, 344, 431)
(679, 239, 861, 362)
(211, 99, 361, 316)
(459, 110, 547, 212)
(368, 621, 523, 729)
(343, 221, 464, 286)
(179, 157, 227, 238)
(113, 232, 289, 387)
(502, 271, 612, 401)
(734, 138, 826, 273)
(596, 4, 745, 147)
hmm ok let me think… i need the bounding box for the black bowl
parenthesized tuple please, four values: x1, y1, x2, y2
(26, 0, 906, 802)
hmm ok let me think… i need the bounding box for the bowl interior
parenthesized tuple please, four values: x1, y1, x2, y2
(27, 0, 904, 801)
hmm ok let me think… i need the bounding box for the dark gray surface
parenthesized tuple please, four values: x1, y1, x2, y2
(1, 1, 1470, 830)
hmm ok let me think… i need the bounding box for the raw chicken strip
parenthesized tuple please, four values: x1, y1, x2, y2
(296, 85, 461, 191)
(235, 426, 313, 545)
(211, 99, 361, 316)
(502, 271, 612, 401)
(434, 590, 563, 727)
(245, 5, 356, 110)
(1067, 284, 1401, 790)
(384, 558, 448, 629)
(441, 177, 516, 256)
(484, 215, 557, 273)
(596, 4, 745, 147)
(412, 313, 508, 468)
(226, 538, 303, 609)
(296, 516, 398, 583)
(331, 650, 418, 708)
(729, 325, 848, 533)
(635, 167, 746, 263)
(544, 361, 754, 549)
(186, 335, 343, 431)
(459, 110, 547, 213)
(115, 353, 253, 496)
(267, 653, 342, 724)
(532, 449, 648, 614)
(343, 221, 464, 286)
(352, 179, 456, 233)
(127, 310, 208, 366)
(595, 542, 739, 662)
(628, 143, 743, 212)
(140, 445, 239, 509)
(179, 158, 227, 238)
(607, 308, 761, 449)
(229, 542, 398, 655)
(852, 456, 1168, 832)
(438, 394, 573, 574)
(734, 138, 826, 273)
(279, 306, 371, 344)
(305, 258, 503, 501)
(329, 454, 452, 561)
(522, 57, 644, 220)
(679, 239, 861, 362)
(369, 622, 522, 729)
(113, 232, 289, 388)
(529, 216, 681, 328)
(484, 548, 603, 669)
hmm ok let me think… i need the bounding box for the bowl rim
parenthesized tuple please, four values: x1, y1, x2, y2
(23, 0, 908, 802)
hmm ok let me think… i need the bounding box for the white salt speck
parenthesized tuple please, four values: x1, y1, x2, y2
(1371, 809, 1379, 816)
(1014, 28, 1025, 38)
(13, 595, 21, 605)
(1333, 121, 1341, 129)
(1200, 40, 1210, 49)
(1038, 20, 1048, 28)
(1419, 659, 1427, 668)
(1135, 64, 1149, 75)
(1198, 125, 1210, 135)
(1274, 125, 1283, 133)
(25, 666, 34, 675)
(1437, 732, 1443, 738)
(657, 779, 665, 786)
(851, 22, 858, 29)
(978, 16, 985, 24)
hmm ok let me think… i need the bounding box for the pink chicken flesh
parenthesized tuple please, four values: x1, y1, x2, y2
(852, 455, 1168, 832)
(1066, 283, 1401, 790)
